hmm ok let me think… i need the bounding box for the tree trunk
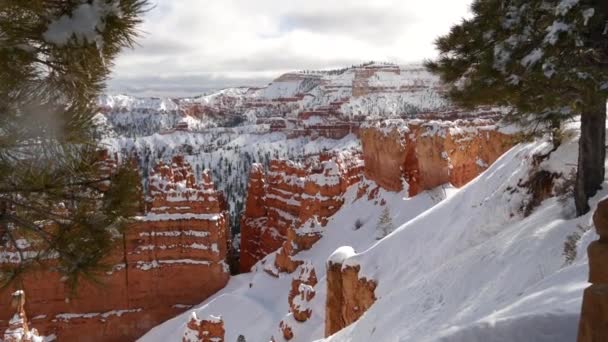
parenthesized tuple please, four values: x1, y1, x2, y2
(575, 95, 607, 216)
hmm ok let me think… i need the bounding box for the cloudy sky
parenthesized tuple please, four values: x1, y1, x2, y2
(108, 0, 473, 97)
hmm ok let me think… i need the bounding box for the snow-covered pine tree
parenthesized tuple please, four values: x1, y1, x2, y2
(376, 206, 395, 240)
(426, 0, 608, 216)
(0, 0, 148, 288)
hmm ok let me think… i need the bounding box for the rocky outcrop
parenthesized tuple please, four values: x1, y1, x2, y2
(325, 247, 376, 337)
(183, 313, 225, 342)
(0, 156, 230, 341)
(578, 199, 608, 341)
(240, 152, 363, 272)
(360, 119, 514, 195)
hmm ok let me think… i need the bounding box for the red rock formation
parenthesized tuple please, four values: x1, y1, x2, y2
(578, 199, 608, 341)
(325, 248, 376, 337)
(279, 319, 294, 340)
(240, 152, 364, 273)
(0, 156, 230, 341)
(183, 312, 225, 342)
(360, 119, 514, 195)
(288, 262, 318, 322)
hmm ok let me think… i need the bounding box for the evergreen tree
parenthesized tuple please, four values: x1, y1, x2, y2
(0, 0, 148, 288)
(426, 0, 608, 215)
(376, 206, 394, 240)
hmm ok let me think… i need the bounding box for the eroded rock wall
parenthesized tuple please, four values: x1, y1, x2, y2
(240, 152, 364, 272)
(0, 156, 230, 341)
(361, 119, 514, 195)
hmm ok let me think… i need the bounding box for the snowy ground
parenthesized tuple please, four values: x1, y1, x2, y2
(140, 120, 599, 342)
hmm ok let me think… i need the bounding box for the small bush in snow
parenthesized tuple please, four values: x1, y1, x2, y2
(563, 224, 591, 266)
(354, 218, 364, 230)
(376, 206, 394, 240)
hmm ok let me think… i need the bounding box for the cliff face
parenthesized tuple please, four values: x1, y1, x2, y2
(0, 156, 230, 341)
(240, 152, 364, 272)
(360, 119, 514, 195)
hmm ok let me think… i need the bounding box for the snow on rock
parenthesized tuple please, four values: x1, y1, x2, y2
(328, 247, 356, 265)
(183, 312, 225, 342)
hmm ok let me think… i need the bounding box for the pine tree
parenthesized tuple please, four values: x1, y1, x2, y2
(426, 0, 608, 216)
(0, 0, 148, 288)
(376, 206, 394, 240)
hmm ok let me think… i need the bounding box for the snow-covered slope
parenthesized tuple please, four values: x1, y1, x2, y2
(140, 183, 454, 342)
(139, 119, 600, 342)
(321, 124, 595, 342)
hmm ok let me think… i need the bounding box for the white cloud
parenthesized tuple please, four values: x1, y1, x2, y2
(108, 0, 473, 96)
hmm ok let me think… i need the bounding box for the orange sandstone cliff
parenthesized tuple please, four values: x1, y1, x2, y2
(0, 155, 230, 341)
(360, 119, 514, 195)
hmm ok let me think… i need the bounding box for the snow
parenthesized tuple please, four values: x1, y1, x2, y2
(582, 8, 595, 26)
(136, 213, 222, 222)
(43, 0, 121, 47)
(136, 259, 212, 271)
(556, 0, 580, 15)
(521, 48, 544, 68)
(328, 246, 356, 265)
(54, 308, 142, 321)
(545, 21, 571, 45)
(139, 230, 209, 238)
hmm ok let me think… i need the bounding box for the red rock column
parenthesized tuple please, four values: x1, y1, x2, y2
(325, 247, 376, 337)
(325, 247, 350, 337)
(578, 199, 608, 341)
(239, 164, 269, 272)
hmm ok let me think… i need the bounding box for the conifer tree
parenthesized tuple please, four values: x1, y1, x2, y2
(0, 0, 148, 287)
(376, 206, 394, 240)
(426, 0, 608, 215)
